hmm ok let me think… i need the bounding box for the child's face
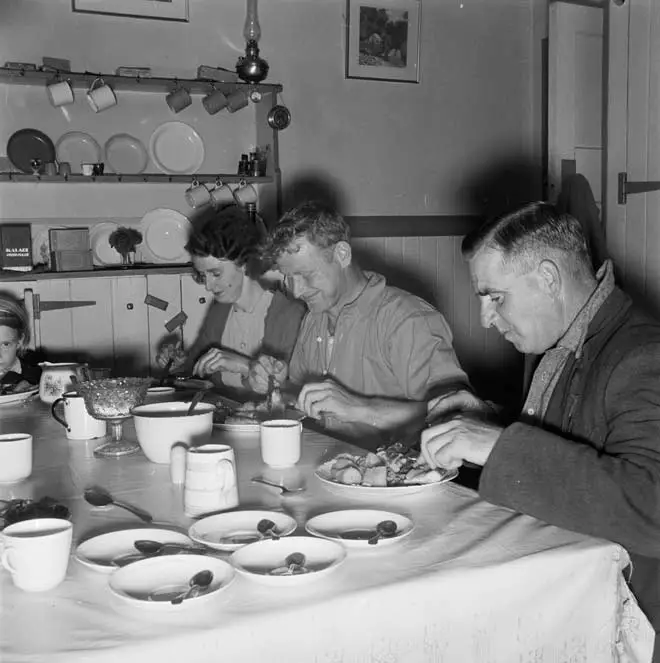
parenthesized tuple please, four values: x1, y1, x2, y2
(0, 325, 21, 372)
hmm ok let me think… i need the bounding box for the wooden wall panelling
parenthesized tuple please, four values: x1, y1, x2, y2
(111, 276, 149, 376)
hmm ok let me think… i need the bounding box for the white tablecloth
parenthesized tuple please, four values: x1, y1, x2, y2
(0, 400, 654, 663)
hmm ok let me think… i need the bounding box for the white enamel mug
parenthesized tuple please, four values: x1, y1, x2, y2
(47, 80, 74, 107)
(184, 444, 238, 517)
(51, 391, 107, 440)
(1, 518, 73, 592)
(260, 420, 302, 468)
(0, 433, 32, 484)
(86, 78, 117, 113)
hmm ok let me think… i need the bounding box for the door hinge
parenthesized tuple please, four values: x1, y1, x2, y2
(32, 294, 96, 320)
(618, 172, 660, 205)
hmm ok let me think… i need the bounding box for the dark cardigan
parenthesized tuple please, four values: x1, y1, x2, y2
(181, 289, 306, 377)
(480, 287, 660, 647)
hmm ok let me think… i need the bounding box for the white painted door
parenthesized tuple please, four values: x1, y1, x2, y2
(111, 276, 150, 376)
(548, 1, 604, 204)
(605, 0, 660, 312)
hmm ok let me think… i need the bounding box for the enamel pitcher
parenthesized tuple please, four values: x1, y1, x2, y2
(38, 362, 90, 405)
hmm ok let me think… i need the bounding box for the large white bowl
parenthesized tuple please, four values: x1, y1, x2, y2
(131, 401, 214, 464)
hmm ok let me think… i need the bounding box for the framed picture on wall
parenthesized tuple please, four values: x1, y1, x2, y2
(72, 0, 189, 22)
(345, 0, 421, 83)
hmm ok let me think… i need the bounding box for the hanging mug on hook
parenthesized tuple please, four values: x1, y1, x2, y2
(86, 78, 117, 113)
(233, 180, 258, 207)
(184, 179, 212, 209)
(209, 179, 235, 207)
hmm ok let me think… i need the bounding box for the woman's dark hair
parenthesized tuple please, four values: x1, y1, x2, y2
(185, 205, 264, 278)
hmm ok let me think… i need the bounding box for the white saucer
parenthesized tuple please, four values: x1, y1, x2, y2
(138, 208, 191, 263)
(109, 554, 235, 608)
(148, 122, 204, 175)
(305, 509, 413, 548)
(75, 527, 192, 573)
(230, 536, 346, 586)
(188, 510, 298, 552)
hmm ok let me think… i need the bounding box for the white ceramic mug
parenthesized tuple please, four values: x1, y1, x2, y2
(1, 518, 72, 592)
(209, 181, 235, 207)
(260, 420, 302, 468)
(51, 391, 107, 440)
(86, 78, 117, 113)
(0, 433, 32, 484)
(47, 80, 74, 107)
(165, 87, 192, 114)
(233, 181, 258, 206)
(185, 180, 212, 209)
(202, 89, 228, 115)
(184, 444, 238, 517)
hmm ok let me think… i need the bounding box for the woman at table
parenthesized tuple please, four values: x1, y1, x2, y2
(0, 292, 41, 393)
(156, 205, 305, 390)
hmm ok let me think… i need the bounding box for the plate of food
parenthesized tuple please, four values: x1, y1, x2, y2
(305, 509, 413, 548)
(315, 443, 458, 495)
(0, 386, 38, 405)
(188, 510, 298, 552)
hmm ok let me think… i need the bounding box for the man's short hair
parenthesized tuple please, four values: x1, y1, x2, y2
(265, 201, 350, 262)
(185, 205, 263, 278)
(462, 201, 594, 279)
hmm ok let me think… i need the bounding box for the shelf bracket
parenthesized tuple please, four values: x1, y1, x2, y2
(618, 172, 660, 205)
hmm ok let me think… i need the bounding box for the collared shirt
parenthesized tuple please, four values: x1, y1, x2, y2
(221, 289, 273, 388)
(523, 259, 615, 421)
(288, 271, 467, 399)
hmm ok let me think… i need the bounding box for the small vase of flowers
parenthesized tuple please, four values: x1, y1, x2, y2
(109, 227, 143, 267)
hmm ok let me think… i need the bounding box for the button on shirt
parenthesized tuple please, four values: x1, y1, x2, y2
(221, 289, 273, 389)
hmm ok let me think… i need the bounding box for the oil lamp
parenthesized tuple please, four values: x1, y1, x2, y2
(236, 0, 269, 85)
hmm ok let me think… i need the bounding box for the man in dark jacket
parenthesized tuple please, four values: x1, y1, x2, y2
(421, 201, 660, 659)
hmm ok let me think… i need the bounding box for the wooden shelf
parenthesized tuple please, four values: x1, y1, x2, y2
(0, 173, 273, 184)
(0, 67, 282, 96)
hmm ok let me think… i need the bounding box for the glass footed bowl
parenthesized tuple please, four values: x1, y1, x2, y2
(76, 378, 151, 458)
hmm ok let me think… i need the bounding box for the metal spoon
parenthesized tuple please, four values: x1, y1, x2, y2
(187, 389, 208, 415)
(170, 569, 213, 605)
(251, 477, 305, 495)
(368, 520, 398, 545)
(133, 540, 208, 556)
(83, 487, 153, 523)
(256, 518, 280, 541)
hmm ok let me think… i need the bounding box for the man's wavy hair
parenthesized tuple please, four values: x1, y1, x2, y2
(264, 201, 350, 264)
(462, 201, 594, 281)
(185, 204, 264, 279)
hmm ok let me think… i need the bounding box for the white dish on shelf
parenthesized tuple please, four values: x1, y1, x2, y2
(104, 133, 148, 175)
(138, 208, 191, 263)
(90, 221, 122, 266)
(148, 122, 204, 175)
(55, 132, 102, 174)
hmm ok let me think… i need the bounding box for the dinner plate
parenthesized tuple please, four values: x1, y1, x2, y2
(230, 536, 346, 586)
(213, 421, 261, 433)
(138, 208, 191, 263)
(0, 388, 38, 406)
(55, 132, 102, 174)
(305, 510, 413, 548)
(104, 133, 148, 175)
(89, 221, 122, 266)
(109, 554, 235, 608)
(148, 121, 204, 175)
(7, 128, 56, 174)
(188, 510, 298, 552)
(315, 460, 458, 496)
(75, 527, 193, 573)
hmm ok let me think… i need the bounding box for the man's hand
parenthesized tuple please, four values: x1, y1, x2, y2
(247, 355, 288, 394)
(296, 379, 364, 423)
(419, 414, 504, 470)
(426, 388, 494, 425)
(193, 348, 249, 378)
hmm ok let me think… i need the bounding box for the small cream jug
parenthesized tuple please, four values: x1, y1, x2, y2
(38, 363, 89, 405)
(184, 444, 239, 517)
(51, 391, 106, 440)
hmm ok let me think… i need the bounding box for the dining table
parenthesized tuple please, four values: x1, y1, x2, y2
(0, 393, 655, 663)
